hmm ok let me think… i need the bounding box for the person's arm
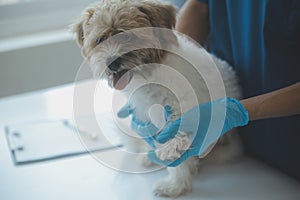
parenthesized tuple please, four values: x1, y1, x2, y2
(146, 82, 300, 167)
(241, 82, 300, 121)
(176, 0, 209, 45)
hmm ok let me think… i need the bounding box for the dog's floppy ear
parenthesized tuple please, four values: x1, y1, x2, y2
(137, 1, 177, 29)
(71, 7, 95, 47)
(71, 19, 84, 47)
(137, 1, 178, 48)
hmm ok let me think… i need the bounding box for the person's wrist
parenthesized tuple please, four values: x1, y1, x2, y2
(218, 97, 249, 135)
(227, 97, 249, 126)
(240, 98, 257, 121)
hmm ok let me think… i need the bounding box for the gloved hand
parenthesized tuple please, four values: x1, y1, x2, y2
(117, 103, 173, 148)
(147, 97, 249, 167)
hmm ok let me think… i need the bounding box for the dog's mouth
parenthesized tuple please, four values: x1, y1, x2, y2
(112, 70, 132, 90)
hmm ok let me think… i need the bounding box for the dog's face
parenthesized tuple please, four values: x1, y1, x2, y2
(72, 0, 177, 90)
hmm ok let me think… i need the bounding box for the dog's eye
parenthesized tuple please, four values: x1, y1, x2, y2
(96, 37, 105, 45)
(81, 32, 84, 41)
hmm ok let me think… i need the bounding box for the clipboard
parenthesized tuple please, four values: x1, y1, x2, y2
(5, 113, 123, 165)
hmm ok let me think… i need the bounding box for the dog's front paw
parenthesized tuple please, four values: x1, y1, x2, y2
(153, 177, 192, 197)
(156, 133, 191, 161)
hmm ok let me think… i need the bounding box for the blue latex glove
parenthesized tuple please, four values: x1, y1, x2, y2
(117, 103, 173, 148)
(147, 97, 249, 167)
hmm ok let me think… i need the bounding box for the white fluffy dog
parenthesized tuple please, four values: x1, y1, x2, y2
(72, 0, 243, 197)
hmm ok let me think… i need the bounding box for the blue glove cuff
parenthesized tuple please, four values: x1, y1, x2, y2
(226, 97, 249, 127)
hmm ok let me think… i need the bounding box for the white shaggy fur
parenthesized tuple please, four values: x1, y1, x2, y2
(72, 0, 243, 197)
(120, 34, 243, 197)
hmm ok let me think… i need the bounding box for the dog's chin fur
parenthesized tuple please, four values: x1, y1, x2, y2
(72, 0, 243, 197)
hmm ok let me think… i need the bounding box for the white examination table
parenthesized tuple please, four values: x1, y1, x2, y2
(0, 81, 299, 200)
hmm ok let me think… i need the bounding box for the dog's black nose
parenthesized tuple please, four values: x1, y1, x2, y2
(106, 56, 122, 72)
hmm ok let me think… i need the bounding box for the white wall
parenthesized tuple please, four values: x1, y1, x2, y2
(0, 36, 83, 97)
(0, 0, 186, 98)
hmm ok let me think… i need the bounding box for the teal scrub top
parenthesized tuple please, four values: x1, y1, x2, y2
(198, 0, 300, 179)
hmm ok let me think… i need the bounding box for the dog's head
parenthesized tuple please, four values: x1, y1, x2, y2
(71, 0, 177, 90)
